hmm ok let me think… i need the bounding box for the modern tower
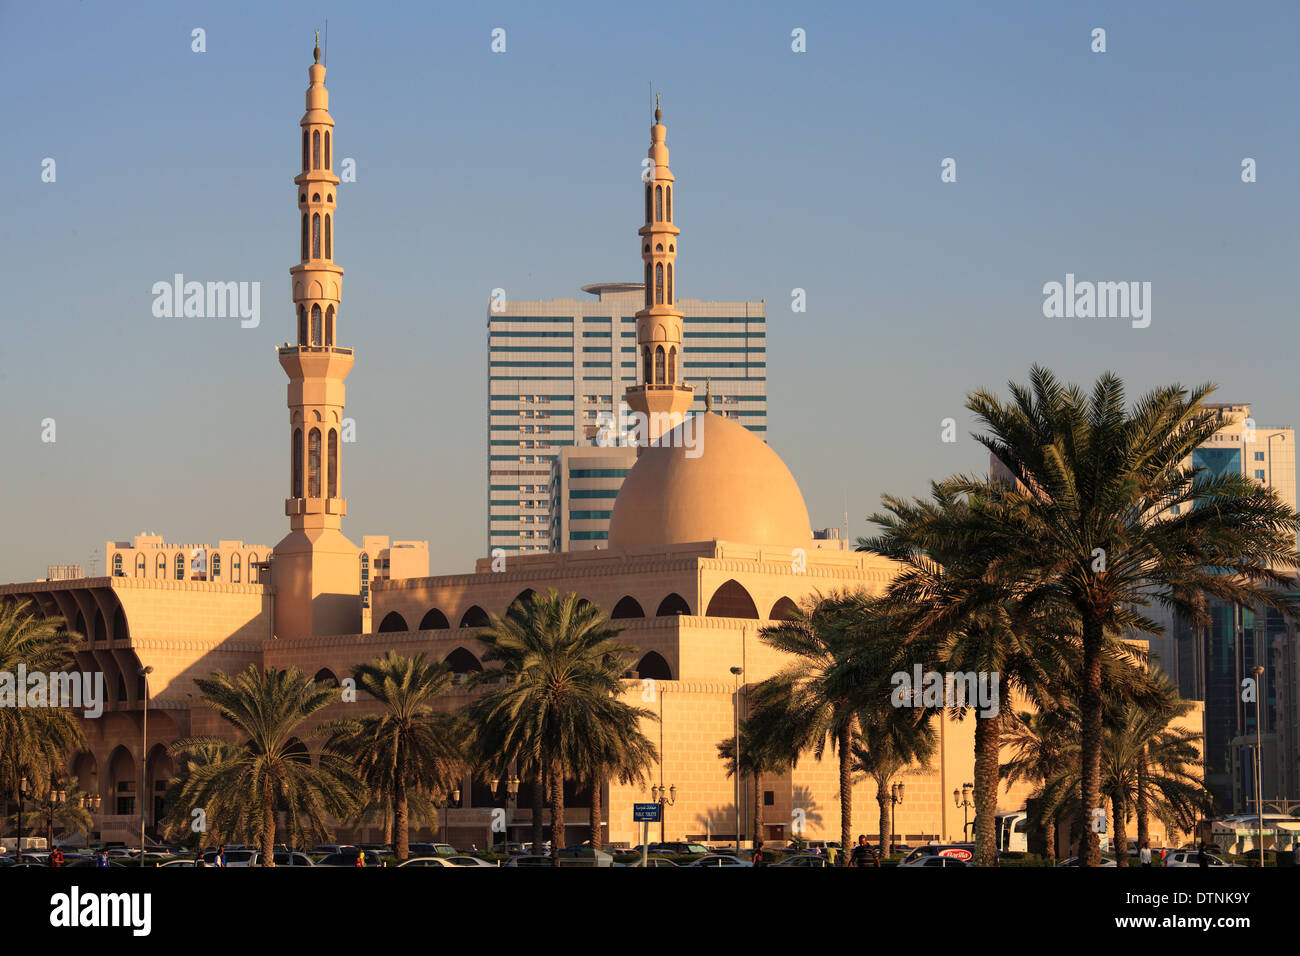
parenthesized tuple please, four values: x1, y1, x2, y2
(625, 96, 693, 448)
(273, 39, 361, 640)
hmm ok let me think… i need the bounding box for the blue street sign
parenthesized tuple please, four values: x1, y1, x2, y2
(633, 803, 662, 823)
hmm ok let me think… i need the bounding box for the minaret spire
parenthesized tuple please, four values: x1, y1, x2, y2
(272, 44, 360, 641)
(625, 98, 693, 450)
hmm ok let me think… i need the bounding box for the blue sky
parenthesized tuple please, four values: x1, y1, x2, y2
(2, 1, 1298, 580)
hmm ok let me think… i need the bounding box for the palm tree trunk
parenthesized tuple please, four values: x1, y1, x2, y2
(531, 768, 544, 854)
(1080, 615, 1106, 867)
(1112, 792, 1127, 867)
(876, 779, 891, 859)
(973, 711, 1000, 865)
(838, 717, 854, 855)
(1136, 745, 1150, 852)
(1044, 815, 1057, 864)
(549, 760, 566, 856)
(752, 770, 762, 846)
(261, 778, 276, 866)
(589, 776, 602, 850)
(394, 783, 409, 861)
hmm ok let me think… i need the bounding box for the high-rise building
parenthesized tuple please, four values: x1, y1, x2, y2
(548, 446, 637, 552)
(487, 289, 766, 555)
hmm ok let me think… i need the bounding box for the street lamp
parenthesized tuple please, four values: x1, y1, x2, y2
(954, 783, 974, 841)
(438, 789, 462, 844)
(48, 786, 67, 848)
(651, 783, 677, 844)
(890, 782, 905, 857)
(138, 664, 153, 866)
(16, 775, 29, 857)
(1254, 664, 1265, 868)
(490, 774, 520, 850)
(730, 665, 743, 853)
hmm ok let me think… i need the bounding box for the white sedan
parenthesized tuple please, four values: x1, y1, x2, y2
(397, 856, 459, 868)
(690, 854, 752, 867)
(446, 855, 496, 867)
(1164, 851, 1239, 868)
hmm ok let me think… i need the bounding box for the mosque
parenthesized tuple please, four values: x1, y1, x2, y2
(3, 44, 1191, 851)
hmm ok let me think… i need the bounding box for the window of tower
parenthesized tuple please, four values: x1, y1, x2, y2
(655, 263, 664, 304)
(325, 305, 334, 346)
(312, 213, 321, 259)
(298, 306, 307, 346)
(644, 263, 651, 306)
(302, 131, 308, 171)
(668, 346, 677, 384)
(313, 130, 321, 169)
(112, 554, 122, 576)
(301, 215, 308, 260)
(655, 345, 665, 384)
(325, 214, 331, 259)
(328, 429, 338, 497)
(643, 347, 652, 384)
(174, 553, 185, 580)
(327, 193, 333, 202)
(292, 428, 303, 497)
(324, 131, 331, 169)
(666, 186, 671, 220)
(156, 554, 165, 578)
(655, 185, 663, 221)
(656, 243, 663, 252)
(232, 554, 241, 583)
(308, 428, 322, 498)
(135, 554, 145, 577)
(667, 264, 673, 304)
(248, 552, 258, 583)
(211, 553, 221, 579)
(312, 193, 320, 203)
(645, 185, 652, 223)
(311, 304, 322, 346)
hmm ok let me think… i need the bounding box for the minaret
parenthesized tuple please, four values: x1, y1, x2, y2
(272, 38, 360, 640)
(625, 96, 693, 450)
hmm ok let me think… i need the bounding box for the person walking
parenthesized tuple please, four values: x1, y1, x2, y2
(752, 841, 766, 868)
(50, 848, 64, 868)
(215, 844, 227, 868)
(851, 835, 879, 868)
(1140, 840, 1152, 868)
(355, 850, 366, 868)
(1197, 842, 1208, 868)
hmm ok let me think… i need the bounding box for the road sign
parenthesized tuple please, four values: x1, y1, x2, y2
(633, 803, 661, 823)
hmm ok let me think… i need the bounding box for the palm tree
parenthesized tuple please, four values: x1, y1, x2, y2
(0, 598, 85, 847)
(716, 718, 794, 848)
(579, 705, 657, 850)
(168, 665, 364, 865)
(322, 651, 466, 860)
(853, 707, 937, 858)
(951, 367, 1300, 864)
(1001, 706, 1076, 862)
(752, 592, 873, 855)
(466, 590, 656, 858)
(160, 740, 241, 848)
(13, 775, 95, 848)
(860, 489, 1072, 865)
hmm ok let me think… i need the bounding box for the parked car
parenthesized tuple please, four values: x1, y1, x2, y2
(315, 850, 380, 867)
(272, 851, 316, 867)
(158, 859, 196, 867)
(1056, 856, 1117, 867)
(201, 849, 259, 867)
(502, 855, 556, 867)
(773, 854, 830, 867)
(446, 855, 496, 867)
(690, 854, 752, 867)
(310, 844, 355, 856)
(626, 856, 680, 867)
(397, 856, 458, 867)
(1164, 850, 1239, 868)
(900, 843, 976, 865)
(899, 855, 972, 868)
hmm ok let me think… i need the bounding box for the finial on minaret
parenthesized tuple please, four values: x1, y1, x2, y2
(654, 92, 661, 125)
(704, 378, 713, 413)
(314, 30, 320, 63)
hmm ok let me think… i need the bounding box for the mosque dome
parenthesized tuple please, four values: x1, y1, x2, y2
(608, 412, 812, 550)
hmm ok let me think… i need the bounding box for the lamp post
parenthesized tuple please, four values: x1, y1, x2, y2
(954, 783, 974, 841)
(1254, 664, 1265, 867)
(890, 782, 905, 857)
(729, 665, 742, 853)
(16, 775, 29, 857)
(491, 774, 520, 851)
(651, 783, 676, 844)
(438, 789, 462, 844)
(138, 665, 153, 866)
(48, 786, 67, 849)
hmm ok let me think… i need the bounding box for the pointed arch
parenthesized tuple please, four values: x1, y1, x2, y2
(377, 611, 408, 633)
(510, 589, 536, 611)
(134, 554, 146, 577)
(307, 428, 322, 497)
(298, 305, 307, 345)
(73, 609, 86, 639)
(312, 130, 321, 168)
(667, 346, 676, 384)
(768, 596, 800, 621)
(231, 553, 241, 583)
(112, 604, 129, 641)
(311, 304, 322, 346)
(174, 553, 185, 581)
(655, 263, 663, 304)
(655, 184, 663, 221)
(419, 608, 449, 630)
(211, 552, 221, 580)
(655, 593, 691, 616)
(312, 213, 321, 259)
(667, 264, 673, 304)
(654, 345, 665, 384)
(635, 651, 672, 681)
(666, 185, 671, 221)
(645, 184, 652, 223)
(444, 646, 483, 676)
(302, 130, 309, 171)
(458, 605, 489, 629)
(301, 214, 308, 260)
(327, 428, 338, 498)
(325, 214, 331, 259)
(93, 609, 106, 642)
(313, 668, 338, 686)
(247, 553, 259, 583)
(643, 346, 652, 384)
(610, 596, 645, 619)
(292, 427, 303, 497)
(325, 304, 334, 346)
(154, 555, 165, 579)
(706, 580, 759, 619)
(324, 130, 331, 169)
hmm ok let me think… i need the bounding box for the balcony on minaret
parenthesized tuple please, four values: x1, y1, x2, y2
(285, 496, 348, 517)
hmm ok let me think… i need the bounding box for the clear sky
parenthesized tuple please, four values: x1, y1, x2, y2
(2, 0, 1297, 582)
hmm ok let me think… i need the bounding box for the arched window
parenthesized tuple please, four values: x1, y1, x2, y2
(112, 554, 123, 576)
(325, 305, 334, 346)
(135, 554, 145, 577)
(308, 428, 322, 498)
(327, 429, 338, 498)
(655, 263, 663, 304)
(419, 608, 449, 630)
(314, 668, 337, 686)
(174, 553, 185, 580)
(301, 214, 308, 260)
(654, 346, 665, 384)
(292, 428, 303, 497)
(302, 130, 309, 171)
(325, 214, 331, 259)
(458, 606, 489, 629)
(655, 185, 663, 221)
(610, 596, 645, 619)
(311, 304, 322, 346)
(645, 185, 652, 223)
(666, 186, 671, 221)
(298, 305, 307, 345)
(643, 346, 652, 384)
(635, 651, 672, 681)
(359, 553, 370, 608)
(211, 553, 221, 579)
(656, 593, 691, 616)
(667, 264, 673, 304)
(232, 554, 241, 583)
(247, 553, 258, 583)
(769, 597, 800, 621)
(705, 579, 759, 619)
(644, 262, 652, 306)
(312, 213, 321, 259)
(155, 554, 165, 578)
(444, 647, 483, 678)
(324, 131, 331, 169)
(668, 346, 676, 384)
(312, 130, 320, 169)
(378, 612, 408, 633)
